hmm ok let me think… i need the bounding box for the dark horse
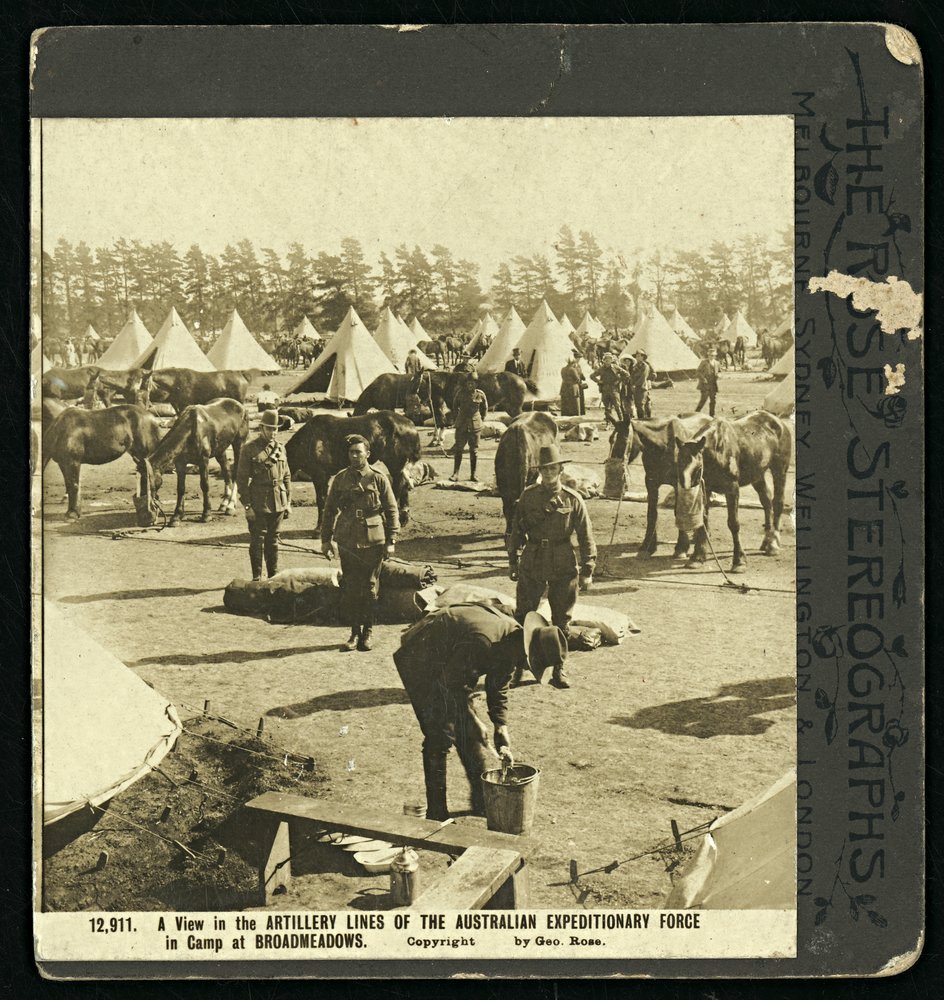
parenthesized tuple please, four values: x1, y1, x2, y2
(143, 368, 259, 413)
(42, 404, 163, 519)
(626, 413, 714, 557)
(142, 398, 249, 525)
(284, 410, 422, 530)
(42, 366, 102, 401)
(674, 411, 793, 572)
(416, 339, 446, 366)
(494, 411, 559, 538)
(92, 368, 147, 406)
(732, 336, 747, 369)
(759, 331, 792, 370)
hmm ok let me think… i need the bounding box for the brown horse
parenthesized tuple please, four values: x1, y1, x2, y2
(142, 398, 249, 525)
(674, 411, 793, 571)
(142, 368, 259, 413)
(42, 366, 102, 401)
(92, 368, 147, 406)
(494, 411, 559, 538)
(627, 413, 714, 557)
(42, 404, 164, 518)
(284, 410, 422, 530)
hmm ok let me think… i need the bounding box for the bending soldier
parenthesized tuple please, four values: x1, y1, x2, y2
(393, 603, 567, 820)
(321, 434, 399, 652)
(236, 408, 292, 581)
(507, 444, 597, 688)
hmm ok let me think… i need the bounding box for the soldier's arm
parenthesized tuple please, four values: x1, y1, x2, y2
(484, 647, 512, 730)
(235, 446, 252, 505)
(478, 393, 488, 421)
(282, 454, 292, 502)
(320, 475, 341, 545)
(574, 495, 597, 574)
(378, 472, 400, 543)
(506, 492, 528, 566)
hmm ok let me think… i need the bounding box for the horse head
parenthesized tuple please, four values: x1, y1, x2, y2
(675, 434, 707, 490)
(144, 370, 169, 403)
(133, 457, 161, 526)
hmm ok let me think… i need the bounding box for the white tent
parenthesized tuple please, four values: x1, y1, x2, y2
(770, 315, 793, 339)
(373, 306, 435, 369)
(575, 310, 605, 341)
(293, 315, 320, 342)
(83, 323, 101, 342)
(763, 373, 795, 416)
(769, 345, 794, 378)
(559, 313, 576, 337)
(478, 306, 527, 372)
(97, 309, 154, 371)
(207, 309, 280, 372)
(666, 306, 698, 344)
(286, 306, 398, 401)
(620, 307, 700, 376)
(42, 601, 182, 827)
(31, 343, 52, 375)
(664, 772, 796, 910)
(409, 316, 432, 345)
(396, 313, 422, 348)
(467, 312, 499, 354)
(513, 300, 577, 399)
(133, 307, 214, 371)
(724, 310, 758, 348)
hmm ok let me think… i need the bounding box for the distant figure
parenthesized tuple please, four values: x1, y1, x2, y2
(504, 347, 528, 378)
(559, 352, 587, 417)
(695, 346, 721, 417)
(452, 353, 475, 375)
(591, 352, 632, 426)
(404, 347, 425, 394)
(236, 408, 292, 581)
(64, 339, 79, 367)
(256, 383, 281, 412)
(629, 349, 654, 419)
(450, 372, 488, 482)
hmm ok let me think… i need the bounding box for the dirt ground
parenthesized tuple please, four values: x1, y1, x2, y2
(36, 365, 796, 911)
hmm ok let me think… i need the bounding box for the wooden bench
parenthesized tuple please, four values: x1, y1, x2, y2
(245, 791, 529, 909)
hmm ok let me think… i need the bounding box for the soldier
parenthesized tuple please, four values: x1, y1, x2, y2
(452, 352, 475, 374)
(504, 347, 528, 378)
(449, 371, 488, 482)
(696, 346, 721, 417)
(559, 351, 587, 416)
(507, 444, 596, 688)
(236, 408, 292, 581)
(404, 347, 425, 395)
(393, 603, 567, 820)
(321, 434, 399, 652)
(629, 349, 654, 419)
(591, 352, 632, 426)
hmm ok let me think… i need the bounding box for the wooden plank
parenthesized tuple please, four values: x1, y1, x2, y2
(411, 847, 522, 911)
(245, 792, 531, 854)
(489, 861, 530, 909)
(258, 818, 292, 903)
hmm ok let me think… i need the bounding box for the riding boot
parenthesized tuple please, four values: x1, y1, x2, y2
(265, 548, 279, 579)
(249, 545, 263, 583)
(423, 753, 449, 821)
(450, 454, 462, 481)
(469, 452, 478, 482)
(340, 627, 360, 652)
(357, 626, 373, 652)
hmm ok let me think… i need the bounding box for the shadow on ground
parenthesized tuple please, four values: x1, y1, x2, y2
(610, 676, 795, 738)
(128, 645, 340, 667)
(268, 687, 411, 718)
(57, 585, 219, 603)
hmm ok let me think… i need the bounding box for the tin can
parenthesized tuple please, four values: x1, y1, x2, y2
(389, 847, 420, 906)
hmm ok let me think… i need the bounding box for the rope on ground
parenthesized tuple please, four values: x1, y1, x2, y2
(572, 819, 716, 881)
(88, 802, 217, 863)
(181, 725, 315, 773)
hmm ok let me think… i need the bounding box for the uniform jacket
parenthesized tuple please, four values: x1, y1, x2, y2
(236, 433, 292, 513)
(697, 358, 720, 390)
(404, 354, 424, 376)
(591, 361, 631, 393)
(454, 386, 489, 432)
(321, 465, 399, 550)
(630, 360, 654, 389)
(508, 482, 597, 580)
(393, 604, 520, 728)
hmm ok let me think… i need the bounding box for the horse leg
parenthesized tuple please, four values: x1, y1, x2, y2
(393, 470, 411, 525)
(62, 460, 81, 519)
(768, 459, 788, 555)
(637, 476, 660, 556)
(754, 473, 775, 554)
(673, 530, 691, 558)
(217, 453, 235, 514)
(199, 460, 212, 522)
(727, 485, 747, 572)
(170, 460, 187, 526)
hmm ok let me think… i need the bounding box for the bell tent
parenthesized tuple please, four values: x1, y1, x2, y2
(763, 372, 795, 417)
(207, 309, 280, 372)
(132, 307, 214, 371)
(467, 312, 499, 354)
(620, 307, 700, 376)
(294, 316, 320, 342)
(575, 310, 605, 341)
(769, 344, 794, 378)
(96, 309, 154, 370)
(666, 306, 698, 344)
(373, 306, 435, 369)
(285, 306, 397, 402)
(42, 601, 182, 832)
(724, 310, 758, 348)
(513, 300, 578, 399)
(478, 306, 527, 372)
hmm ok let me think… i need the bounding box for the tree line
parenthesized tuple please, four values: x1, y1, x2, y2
(35, 226, 791, 344)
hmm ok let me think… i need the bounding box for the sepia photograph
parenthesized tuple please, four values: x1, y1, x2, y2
(33, 113, 798, 961)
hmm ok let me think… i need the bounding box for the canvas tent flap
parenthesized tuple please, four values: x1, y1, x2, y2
(286, 306, 397, 401)
(763, 373, 795, 416)
(207, 308, 280, 372)
(133, 307, 214, 371)
(664, 771, 796, 910)
(769, 344, 794, 378)
(42, 602, 182, 825)
(97, 309, 154, 371)
(621, 308, 700, 376)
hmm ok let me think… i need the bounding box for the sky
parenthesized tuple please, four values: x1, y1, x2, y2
(37, 116, 793, 280)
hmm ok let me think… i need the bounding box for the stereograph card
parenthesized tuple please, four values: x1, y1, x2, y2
(28, 23, 924, 979)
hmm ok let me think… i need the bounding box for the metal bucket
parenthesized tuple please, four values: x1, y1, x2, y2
(481, 764, 540, 835)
